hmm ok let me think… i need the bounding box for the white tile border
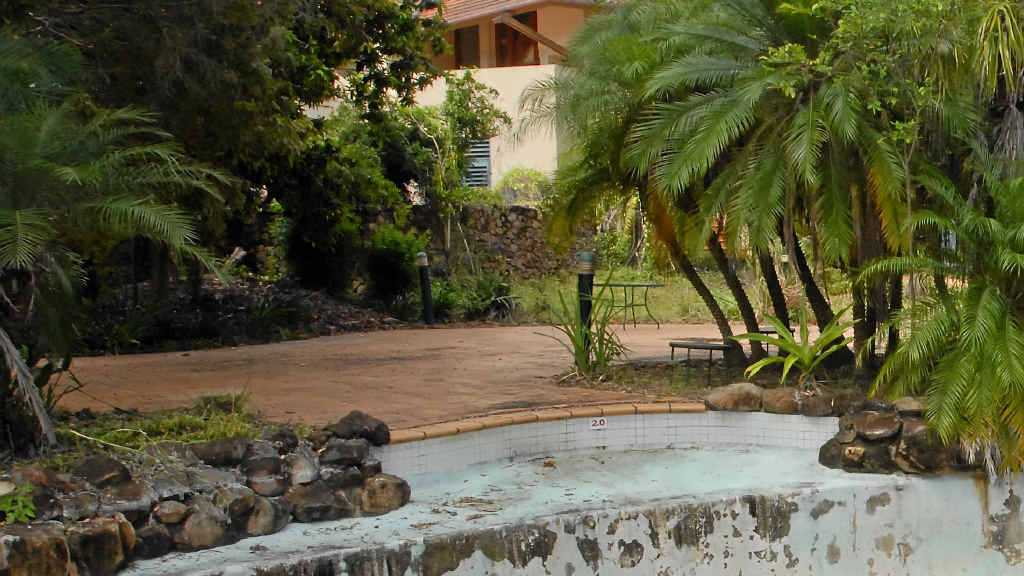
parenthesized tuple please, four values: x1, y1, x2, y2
(373, 412, 838, 480)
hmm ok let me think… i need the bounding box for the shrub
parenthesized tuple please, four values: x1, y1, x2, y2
(542, 286, 627, 378)
(734, 308, 854, 390)
(0, 485, 36, 524)
(457, 271, 514, 320)
(365, 225, 427, 306)
(494, 167, 552, 205)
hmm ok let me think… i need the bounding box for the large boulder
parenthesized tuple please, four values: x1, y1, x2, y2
(245, 497, 291, 537)
(321, 467, 363, 491)
(212, 485, 256, 526)
(262, 427, 300, 454)
(818, 438, 843, 468)
(284, 446, 320, 486)
(65, 516, 133, 576)
(186, 467, 239, 494)
(154, 501, 189, 525)
(242, 441, 286, 498)
(74, 456, 131, 489)
(831, 388, 867, 416)
(851, 411, 902, 441)
(173, 496, 230, 551)
(319, 439, 370, 467)
(360, 474, 410, 516)
(762, 387, 800, 414)
(283, 481, 353, 523)
(59, 491, 100, 522)
(190, 437, 249, 467)
(134, 524, 173, 560)
(799, 390, 836, 417)
(893, 418, 948, 473)
(149, 468, 193, 501)
(0, 522, 73, 576)
(98, 480, 156, 525)
(841, 441, 895, 473)
(704, 383, 764, 412)
(326, 411, 391, 446)
(893, 397, 926, 417)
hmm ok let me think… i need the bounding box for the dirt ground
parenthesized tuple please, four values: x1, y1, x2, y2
(64, 324, 735, 428)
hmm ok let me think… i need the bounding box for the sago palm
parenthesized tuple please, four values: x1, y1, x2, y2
(864, 161, 1024, 473)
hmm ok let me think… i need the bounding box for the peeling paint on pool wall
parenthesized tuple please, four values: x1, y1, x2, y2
(335, 478, 1022, 575)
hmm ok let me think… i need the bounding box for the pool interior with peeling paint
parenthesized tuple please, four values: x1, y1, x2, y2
(128, 440, 1024, 575)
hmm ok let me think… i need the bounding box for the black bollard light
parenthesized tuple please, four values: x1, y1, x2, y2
(576, 250, 595, 353)
(416, 251, 434, 325)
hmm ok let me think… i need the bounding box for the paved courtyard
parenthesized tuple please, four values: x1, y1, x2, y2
(65, 324, 736, 427)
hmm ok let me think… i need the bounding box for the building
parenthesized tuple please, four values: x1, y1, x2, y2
(418, 0, 599, 188)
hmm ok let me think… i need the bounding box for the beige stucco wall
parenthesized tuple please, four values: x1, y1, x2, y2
(417, 65, 560, 185)
(421, 3, 594, 186)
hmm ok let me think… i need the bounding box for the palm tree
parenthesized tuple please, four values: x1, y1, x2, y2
(864, 159, 1024, 473)
(520, 0, 756, 364)
(0, 35, 229, 446)
(624, 0, 1002, 366)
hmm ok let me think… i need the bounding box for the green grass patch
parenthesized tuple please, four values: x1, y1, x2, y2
(40, 392, 262, 472)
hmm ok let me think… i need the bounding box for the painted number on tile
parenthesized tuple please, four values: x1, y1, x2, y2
(590, 417, 607, 430)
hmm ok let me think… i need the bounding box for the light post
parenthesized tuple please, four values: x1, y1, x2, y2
(416, 252, 434, 325)
(576, 250, 595, 354)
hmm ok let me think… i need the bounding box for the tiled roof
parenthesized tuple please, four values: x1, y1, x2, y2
(424, 0, 596, 25)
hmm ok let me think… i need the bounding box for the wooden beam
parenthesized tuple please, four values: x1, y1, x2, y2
(493, 12, 569, 58)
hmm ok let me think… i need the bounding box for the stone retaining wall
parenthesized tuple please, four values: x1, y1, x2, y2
(413, 204, 593, 277)
(0, 412, 410, 576)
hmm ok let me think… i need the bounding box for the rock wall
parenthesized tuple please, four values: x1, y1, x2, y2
(414, 204, 593, 278)
(0, 412, 409, 576)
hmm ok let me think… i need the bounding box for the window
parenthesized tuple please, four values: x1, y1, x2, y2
(496, 11, 539, 67)
(463, 140, 491, 188)
(454, 26, 480, 68)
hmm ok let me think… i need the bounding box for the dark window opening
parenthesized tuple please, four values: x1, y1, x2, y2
(496, 11, 539, 67)
(454, 26, 480, 68)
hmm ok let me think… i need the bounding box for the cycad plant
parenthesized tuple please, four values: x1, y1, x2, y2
(0, 35, 228, 446)
(864, 165, 1024, 473)
(734, 309, 854, 391)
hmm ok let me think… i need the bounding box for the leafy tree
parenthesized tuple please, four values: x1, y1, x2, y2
(0, 35, 229, 447)
(275, 105, 406, 294)
(520, 0, 756, 365)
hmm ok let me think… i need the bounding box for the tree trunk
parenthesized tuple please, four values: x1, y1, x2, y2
(625, 198, 644, 267)
(757, 249, 790, 329)
(645, 192, 746, 366)
(707, 234, 765, 360)
(791, 237, 856, 367)
(885, 275, 903, 358)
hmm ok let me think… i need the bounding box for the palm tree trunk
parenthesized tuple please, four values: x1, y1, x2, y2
(757, 249, 790, 329)
(885, 275, 902, 358)
(625, 197, 644, 267)
(645, 192, 746, 366)
(707, 234, 765, 360)
(791, 237, 856, 367)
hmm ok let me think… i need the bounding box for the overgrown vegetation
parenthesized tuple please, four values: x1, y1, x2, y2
(519, 0, 1024, 472)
